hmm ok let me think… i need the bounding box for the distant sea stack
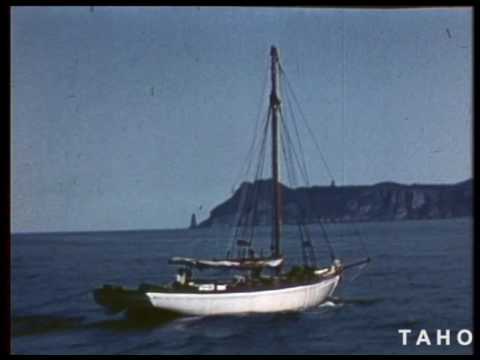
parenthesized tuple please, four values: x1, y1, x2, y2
(198, 178, 472, 227)
(189, 213, 198, 229)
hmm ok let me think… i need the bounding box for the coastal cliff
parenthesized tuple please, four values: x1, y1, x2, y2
(198, 178, 472, 227)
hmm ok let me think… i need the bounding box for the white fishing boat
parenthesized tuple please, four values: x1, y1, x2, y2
(94, 46, 370, 317)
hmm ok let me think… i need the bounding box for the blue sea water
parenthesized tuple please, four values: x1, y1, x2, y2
(11, 218, 472, 354)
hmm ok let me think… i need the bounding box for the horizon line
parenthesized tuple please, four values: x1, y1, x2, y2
(241, 176, 473, 188)
(11, 177, 472, 235)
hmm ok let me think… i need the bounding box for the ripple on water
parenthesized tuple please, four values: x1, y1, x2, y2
(12, 314, 85, 337)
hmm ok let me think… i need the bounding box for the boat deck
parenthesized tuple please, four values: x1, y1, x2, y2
(101, 270, 339, 295)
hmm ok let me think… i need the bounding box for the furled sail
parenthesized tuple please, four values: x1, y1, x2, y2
(168, 256, 284, 270)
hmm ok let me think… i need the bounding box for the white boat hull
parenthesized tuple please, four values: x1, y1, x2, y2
(145, 275, 340, 316)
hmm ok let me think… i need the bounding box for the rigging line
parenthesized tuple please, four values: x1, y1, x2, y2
(307, 225, 319, 267)
(205, 104, 270, 256)
(278, 108, 299, 181)
(302, 222, 318, 268)
(280, 63, 340, 265)
(279, 112, 310, 264)
(249, 109, 271, 221)
(229, 183, 248, 256)
(230, 185, 246, 253)
(279, 115, 318, 267)
(292, 197, 320, 268)
(279, 114, 298, 188)
(278, 71, 319, 208)
(298, 222, 309, 267)
(281, 100, 336, 266)
(293, 205, 318, 268)
(279, 119, 305, 262)
(280, 72, 311, 186)
(279, 65, 341, 267)
(244, 116, 268, 237)
(280, 66, 335, 184)
(284, 72, 334, 184)
(281, 134, 303, 273)
(225, 107, 269, 258)
(345, 262, 369, 283)
(205, 86, 272, 255)
(281, 109, 309, 202)
(280, 126, 302, 240)
(319, 220, 336, 261)
(282, 123, 305, 219)
(344, 229, 371, 284)
(282, 128, 323, 268)
(280, 120, 303, 201)
(291, 163, 333, 265)
(282, 91, 310, 185)
(247, 119, 269, 249)
(342, 9, 346, 187)
(279, 109, 310, 186)
(279, 127, 305, 265)
(231, 58, 270, 192)
(230, 107, 269, 242)
(238, 108, 265, 190)
(281, 143, 298, 198)
(233, 107, 271, 255)
(230, 171, 251, 234)
(279, 70, 305, 181)
(232, 115, 262, 196)
(247, 57, 270, 169)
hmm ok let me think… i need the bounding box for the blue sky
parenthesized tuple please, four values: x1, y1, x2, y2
(11, 7, 472, 232)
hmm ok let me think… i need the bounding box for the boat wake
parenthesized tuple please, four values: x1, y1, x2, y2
(313, 295, 384, 309)
(171, 315, 207, 331)
(303, 299, 344, 314)
(318, 300, 342, 308)
(12, 314, 86, 337)
(338, 297, 384, 307)
(13, 307, 183, 337)
(14, 294, 383, 337)
(83, 317, 175, 332)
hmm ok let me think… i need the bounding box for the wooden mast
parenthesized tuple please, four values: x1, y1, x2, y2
(270, 46, 282, 262)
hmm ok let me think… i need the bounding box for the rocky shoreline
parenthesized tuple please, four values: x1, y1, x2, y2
(198, 178, 472, 227)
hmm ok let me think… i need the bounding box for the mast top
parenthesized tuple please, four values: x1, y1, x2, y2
(270, 46, 279, 63)
(269, 46, 281, 107)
